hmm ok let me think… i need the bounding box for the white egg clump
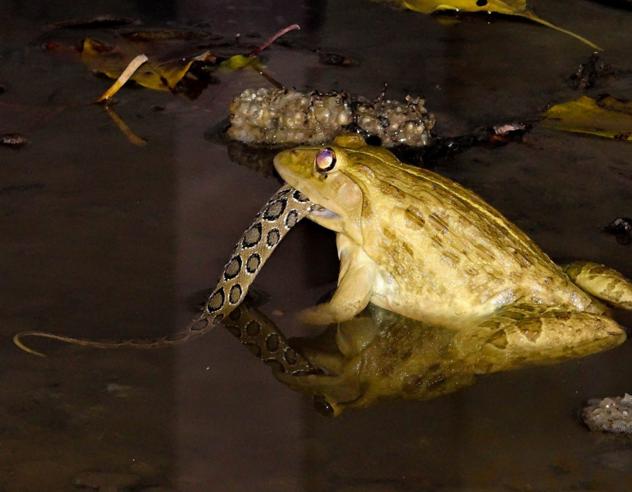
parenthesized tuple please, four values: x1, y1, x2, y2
(583, 394, 632, 434)
(228, 88, 435, 147)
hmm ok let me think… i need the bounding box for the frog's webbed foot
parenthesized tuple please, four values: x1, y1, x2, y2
(276, 329, 362, 417)
(462, 303, 626, 373)
(564, 261, 632, 310)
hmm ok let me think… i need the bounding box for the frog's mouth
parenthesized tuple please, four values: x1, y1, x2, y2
(308, 203, 345, 233)
(310, 204, 339, 220)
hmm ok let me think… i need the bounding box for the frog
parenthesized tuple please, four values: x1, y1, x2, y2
(273, 134, 632, 341)
(273, 304, 626, 416)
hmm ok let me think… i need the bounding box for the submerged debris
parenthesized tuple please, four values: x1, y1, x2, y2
(568, 53, 614, 90)
(228, 88, 435, 147)
(318, 51, 355, 67)
(604, 217, 632, 245)
(1, 133, 28, 148)
(583, 394, 632, 434)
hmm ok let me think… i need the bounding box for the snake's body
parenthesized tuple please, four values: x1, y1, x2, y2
(14, 185, 318, 374)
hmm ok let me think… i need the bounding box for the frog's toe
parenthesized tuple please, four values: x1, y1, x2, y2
(469, 303, 626, 373)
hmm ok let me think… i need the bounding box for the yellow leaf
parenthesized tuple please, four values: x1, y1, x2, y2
(81, 38, 212, 93)
(541, 96, 632, 141)
(400, 0, 601, 50)
(598, 95, 632, 116)
(219, 54, 263, 71)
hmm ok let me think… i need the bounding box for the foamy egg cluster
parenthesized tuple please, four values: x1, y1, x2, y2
(228, 88, 435, 147)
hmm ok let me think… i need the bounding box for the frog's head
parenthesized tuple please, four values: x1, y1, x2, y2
(274, 134, 398, 243)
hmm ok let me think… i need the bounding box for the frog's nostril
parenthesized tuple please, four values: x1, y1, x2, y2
(313, 395, 335, 417)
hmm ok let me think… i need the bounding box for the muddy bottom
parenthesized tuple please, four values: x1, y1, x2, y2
(1, 1, 631, 491)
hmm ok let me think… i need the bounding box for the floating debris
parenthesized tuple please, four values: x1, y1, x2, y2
(568, 53, 614, 90)
(318, 51, 355, 67)
(583, 394, 632, 434)
(228, 88, 435, 147)
(1, 133, 28, 148)
(79, 24, 299, 100)
(604, 217, 632, 245)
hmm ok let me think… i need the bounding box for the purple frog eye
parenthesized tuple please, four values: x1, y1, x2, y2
(314, 147, 337, 174)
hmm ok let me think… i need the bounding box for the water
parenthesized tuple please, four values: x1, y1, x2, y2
(1, 1, 631, 490)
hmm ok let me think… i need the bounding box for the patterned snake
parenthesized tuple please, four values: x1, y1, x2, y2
(13, 185, 319, 375)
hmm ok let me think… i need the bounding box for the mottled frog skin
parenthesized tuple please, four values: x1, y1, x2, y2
(277, 304, 625, 416)
(274, 134, 632, 341)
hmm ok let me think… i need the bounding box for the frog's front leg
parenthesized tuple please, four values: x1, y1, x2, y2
(462, 303, 627, 374)
(299, 235, 376, 325)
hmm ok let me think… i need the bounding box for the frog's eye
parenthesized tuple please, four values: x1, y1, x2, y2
(315, 148, 337, 174)
(313, 395, 335, 417)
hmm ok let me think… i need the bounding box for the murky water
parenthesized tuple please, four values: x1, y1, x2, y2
(1, 1, 631, 491)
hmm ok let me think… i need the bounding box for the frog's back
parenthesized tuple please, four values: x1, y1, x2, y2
(352, 156, 593, 322)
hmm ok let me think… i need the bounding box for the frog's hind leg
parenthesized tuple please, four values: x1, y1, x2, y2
(564, 261, 632, 310)
(465, 303, 626, 373)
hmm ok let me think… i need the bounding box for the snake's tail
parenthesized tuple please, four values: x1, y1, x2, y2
(13, 184, 313, 357)
(12, 315, 215, 357)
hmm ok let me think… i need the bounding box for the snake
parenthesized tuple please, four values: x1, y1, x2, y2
(13, 184, 318, 374)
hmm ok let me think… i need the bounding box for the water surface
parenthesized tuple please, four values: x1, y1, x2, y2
(1, 1, 631, 490)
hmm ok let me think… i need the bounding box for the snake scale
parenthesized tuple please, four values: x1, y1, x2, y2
(13, 185, 319, 375)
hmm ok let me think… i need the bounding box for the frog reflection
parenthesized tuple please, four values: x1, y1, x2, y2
(227, 302, 625, 416)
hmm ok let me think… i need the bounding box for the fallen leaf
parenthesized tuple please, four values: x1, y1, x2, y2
(599, 95, 632, 116)
(541, 95, 632, 141)
(400, 0, 601, 50)
(76, 24, 300, 102)
(219, 54, 262, 71)
(81, 38, 214, 93)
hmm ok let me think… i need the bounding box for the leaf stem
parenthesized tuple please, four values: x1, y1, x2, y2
(97, 53, 149, 103)
(249, 23, 301, 57)
(521, 12, 602, 51)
